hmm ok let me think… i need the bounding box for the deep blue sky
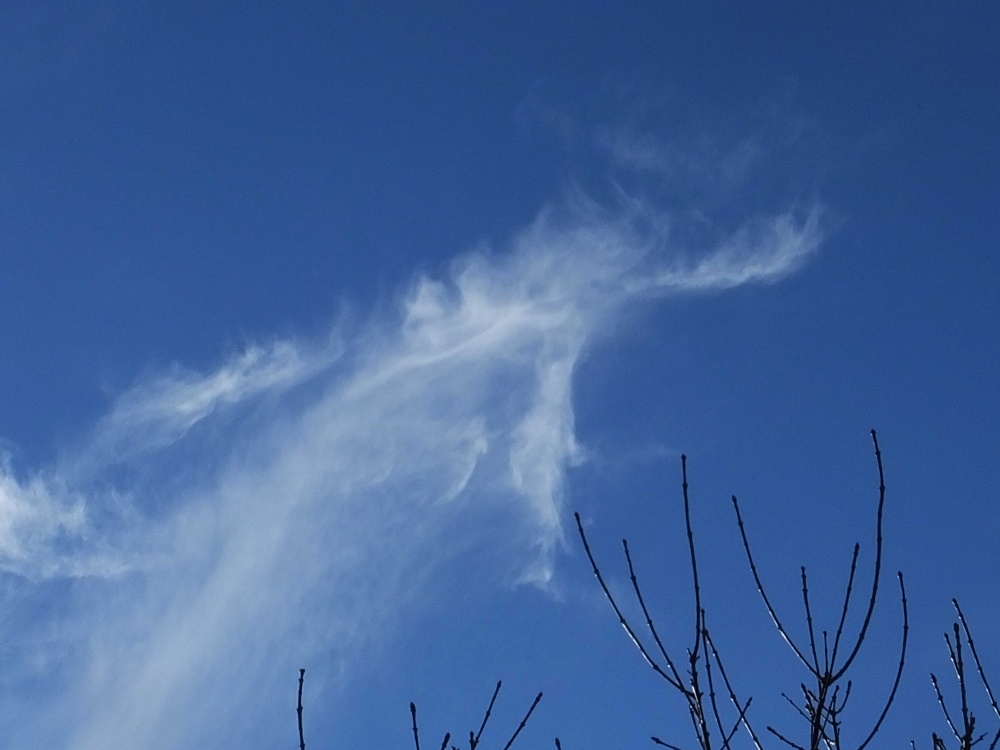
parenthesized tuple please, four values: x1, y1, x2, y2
(0, 3, 997, 749)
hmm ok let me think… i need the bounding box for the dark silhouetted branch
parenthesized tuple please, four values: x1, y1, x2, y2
(651, 736, 685, 750)
(856, 571, 909, 750)
(575, 512, 685, 692)
(624, 539, 687, 690)
(830, 430, 886, 683)
(732, 493, 815, 675)
(412, 702, 422, 750)
(500, 692, 543, 750)
(297, 668, 307, 750)
(472, 681, 503, 750)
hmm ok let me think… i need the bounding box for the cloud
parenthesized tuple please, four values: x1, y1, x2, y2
(0, 193, 822, 749)
(600, 127, 762, 189)
(0, 462, 84, 578)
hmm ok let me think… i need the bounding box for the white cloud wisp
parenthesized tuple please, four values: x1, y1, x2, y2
(0, 198, 821, 749)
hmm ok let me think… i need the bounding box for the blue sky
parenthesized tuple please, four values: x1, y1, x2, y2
(0, 3, 998, 748)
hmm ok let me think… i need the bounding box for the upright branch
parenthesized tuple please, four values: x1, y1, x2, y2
(297, 668, 307, 750)
(576, 455, 755, 750)
(831, 431, 887, 682)
(500, 692, 543, 750)
(472, 681, 503, 750)
(411, 702, 422, 750)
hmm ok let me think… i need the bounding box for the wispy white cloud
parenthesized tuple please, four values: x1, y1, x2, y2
(0, 462, 83, 578)
(80, 339, 342, 470)
(0, 191, 822, 749)
(600, 127, 762, 189)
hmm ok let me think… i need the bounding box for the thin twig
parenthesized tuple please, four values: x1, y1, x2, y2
(768, 724, 807, 750)
(651, 737, 685, 750)
(933, 673, 962, 743)
(781, 692, 811, 724)
(624, 540, 689, 691)
(831, 430, 886, 681)
(829, 544, 860, 670)
(801, 566, 821, 674)
(732, 494, 816, 674)
(955, 600, 1000, 721)
(952, 600, 1000, 750)
(575, 513, 683, 690)
(681, 454, 713, 750)
(955, 623, 973, 746)
(411, 702, 421, 750)
(705, 630, 766, 750)
(297, 668, 307, 750)
(703, 623, 730, 750)
(473, 681, 503, 749)
(682, 455, 705, 663)
(856, 572, 909, 750)
(500, 692, 543, 750)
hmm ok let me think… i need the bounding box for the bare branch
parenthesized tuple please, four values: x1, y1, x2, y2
(652, 737, 686, 750)
(831, 430, 886, 681)
(801, 567, 821, 674)
(732, 494, 816, 674)
(500, 692, 543, 750)
(781, 692, 810, 724)
(473, 681, 503, 749)
(954, 600, 1000, 726)
(624, 540, 689, 690)
(411, 702, 422, 750)
(682, 455, 705, 664)
(705, 630, 766, 750)
(829, 544, 861, 670)
(856, 572, 909, 750)
(297, 668, 307, 750)
(575, 512, 684, 691)
(933, 673, 962, 743)
(768, 724, 807, 750)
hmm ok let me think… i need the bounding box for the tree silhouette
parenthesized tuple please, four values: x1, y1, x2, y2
(575, 430, 908, 750)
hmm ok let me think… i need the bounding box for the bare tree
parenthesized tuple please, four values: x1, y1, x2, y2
(576, 430, 908, 750)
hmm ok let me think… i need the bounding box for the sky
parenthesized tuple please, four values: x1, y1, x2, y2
(0, 3, 998, 749)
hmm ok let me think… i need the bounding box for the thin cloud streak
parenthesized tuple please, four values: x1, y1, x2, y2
(0, 195, 822, 748)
